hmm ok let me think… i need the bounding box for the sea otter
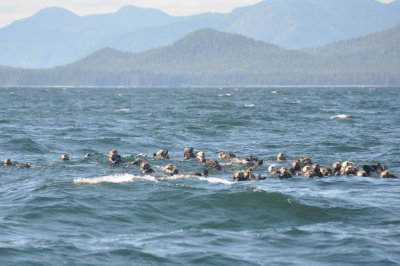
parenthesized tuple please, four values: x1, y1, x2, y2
(19, 163, 32, 169)
(299, 156, 313, 166)
(279, 167, 292, 179)
(140, 161, 154, 175)
(218, 152, 247, 164)
(311, 164, 323, 178)
(3, 158, 16, 166)
(108, 149, 122, 165)
(380, 171, 397, 179)
(154, 149, 169, 159)
(183, 147, 196, 160)
(218, 152, 237, 160)
(289, 160, 302, 175)
(331, 162, 341, 176)
(164, 164, 179, 176)
(60, 154, 69, 161)
(357, 171, 368, 177)
(196, 151, 206, 164)
(277, 153, 287, 162)
(205, 159, 222, 170)
(320, 167, 333, 176)
(233, 169, 256, 182)
(268, 165, 279, 176)
(197, 151, 221, 170)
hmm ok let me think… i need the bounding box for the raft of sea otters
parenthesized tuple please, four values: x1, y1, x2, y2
(2, 147, 397, 180)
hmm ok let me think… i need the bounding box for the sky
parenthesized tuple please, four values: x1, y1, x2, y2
(0, 0, 396, 28)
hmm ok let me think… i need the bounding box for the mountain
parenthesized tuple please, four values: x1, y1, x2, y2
(0, 6, 176, 68)
(0, 0, 400, 68)
(1, 27, 399, 86)
(104, 0, 400, 54)
(225, 0, 400, 47)
(303, 24, 400, 59)
(301, 24, 400, 80)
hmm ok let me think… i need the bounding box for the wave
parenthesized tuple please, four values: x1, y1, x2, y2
(245, 104, 255, 107)
(330, 114, 350, 120)
(114, 108, 130, 112)
(217, 94, 232, 97)
(158, 174, 233, 185)
(1, 138, 48, 154)
(73, 174, 157, 184)
(72, 173, 233, 185)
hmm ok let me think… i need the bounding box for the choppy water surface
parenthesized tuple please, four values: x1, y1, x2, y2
(1, 87, 399, 265)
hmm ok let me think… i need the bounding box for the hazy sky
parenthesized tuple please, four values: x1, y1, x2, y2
(0, 0, 395, 28)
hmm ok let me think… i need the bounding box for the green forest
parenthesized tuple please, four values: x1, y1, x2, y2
(0, 27, 399, 86)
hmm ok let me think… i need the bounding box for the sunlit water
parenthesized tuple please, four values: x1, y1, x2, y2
(1, 87, 399, 265)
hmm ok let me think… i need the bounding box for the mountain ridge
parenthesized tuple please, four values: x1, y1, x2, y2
(0, 0, 399, 68)
(1, 26, 399, 86)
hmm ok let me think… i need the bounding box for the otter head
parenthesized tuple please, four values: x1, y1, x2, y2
(277, 153, 286, 162)
(268, 165, 278, 174)
(233, 171, 245, 182)
(60, 154, 69, 161)
(183, 147, 195, 160)
(197, 151, 206, 163)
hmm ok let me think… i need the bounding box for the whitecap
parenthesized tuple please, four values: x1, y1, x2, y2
(114, 108, 130, 112)
(271, 91, 278, 94)
(217, 94, 232, 97)
(330, 114, 350, 120)
(159, 174, 233, 185)
(198, 176, 233, 185)
(73, 174, 157, 184)
(245, 104, 255, 107)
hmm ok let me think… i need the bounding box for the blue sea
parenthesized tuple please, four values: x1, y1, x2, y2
(1, 87, 399, 265)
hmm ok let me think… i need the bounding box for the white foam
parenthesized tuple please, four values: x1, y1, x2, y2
(73, 174, 157, 184)
(217, 94, 232, 97)
(330, 114, 350, 120)
(140, 175, 158, 182)
(245, 104, 255, 107)
(159, 174, 233, 185)
(73, 173, 232, 185)
(114, 108, 130, 112)
(271, 90, 278, 94)
(198, 176, 233, 185)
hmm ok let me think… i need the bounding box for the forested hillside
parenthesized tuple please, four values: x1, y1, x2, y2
(1, 0, 399, 68)
(0, 27, 399, 86)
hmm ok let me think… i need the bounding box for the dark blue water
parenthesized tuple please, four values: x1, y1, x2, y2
(1, 87, 399, 265)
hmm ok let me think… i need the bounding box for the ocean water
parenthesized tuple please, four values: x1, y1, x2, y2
(0, 87, 399, 265)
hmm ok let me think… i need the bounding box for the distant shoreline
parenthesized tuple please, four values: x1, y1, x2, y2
(0, 85, 394, 89)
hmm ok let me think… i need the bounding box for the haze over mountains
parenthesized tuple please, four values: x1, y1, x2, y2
(0, 0, 399, 68)
(1, 25, 399, 87)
